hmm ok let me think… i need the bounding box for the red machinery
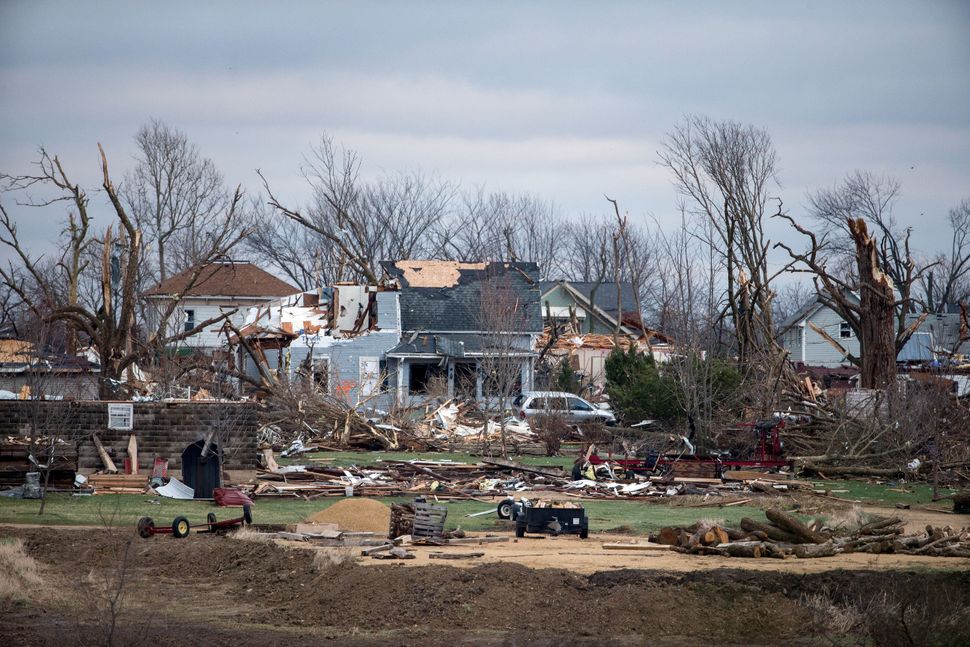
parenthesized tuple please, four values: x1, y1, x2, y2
(586, 418, 793, 478)
(137, 504, 253, 539)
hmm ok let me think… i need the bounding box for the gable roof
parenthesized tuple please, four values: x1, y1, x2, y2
(540, 280, 638, 320)
(381, 260, 542, 333)
(777, 292, 862, 335)
(144, 261, 298, 299)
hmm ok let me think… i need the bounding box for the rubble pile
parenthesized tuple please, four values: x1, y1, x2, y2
(655, 509, 970, 558)
(249, 448, 809, 501)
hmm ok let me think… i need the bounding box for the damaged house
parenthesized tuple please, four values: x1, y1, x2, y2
(236, 285, 401, 407)
(236, 260, 542, 408)
(382, 260, 542, 405)
(538, 280, 676, 388)
(144, 260, 299, 354)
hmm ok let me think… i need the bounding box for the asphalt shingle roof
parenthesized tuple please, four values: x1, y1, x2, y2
(382, 261, 542, 333)
(144, 262, 298, 298)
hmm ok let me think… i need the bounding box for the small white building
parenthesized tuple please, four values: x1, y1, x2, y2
(143, 261, 298, 352)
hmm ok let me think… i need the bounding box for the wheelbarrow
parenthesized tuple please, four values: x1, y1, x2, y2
(137, 504, 253, 539)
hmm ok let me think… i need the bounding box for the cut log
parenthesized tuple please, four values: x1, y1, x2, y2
(719, 541, 764, 558)
(750, 481, 779, 496)
(657, 526, 684, 546)
(740, 517, 804, 544)
(792, 541, 838, 558)
(92, 433, 117, 474)
(765, 509, 827, 544)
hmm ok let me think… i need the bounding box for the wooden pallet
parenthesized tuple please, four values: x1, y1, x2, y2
(412, 502, 447, 539)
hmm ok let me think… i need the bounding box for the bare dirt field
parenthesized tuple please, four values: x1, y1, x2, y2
(2, 521, 969, 646)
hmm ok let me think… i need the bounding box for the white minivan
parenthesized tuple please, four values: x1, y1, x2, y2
(513, 391, 616, 426)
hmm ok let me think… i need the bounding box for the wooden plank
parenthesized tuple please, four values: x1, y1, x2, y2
(127, 434, 138, 475)
(601, 542, 671, 551)
(445, 536, 509, 545)
(429, 552, 484, 560)
(360, 543, 393, 556)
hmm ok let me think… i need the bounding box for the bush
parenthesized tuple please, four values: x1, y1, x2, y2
(604, 346, 679, 423)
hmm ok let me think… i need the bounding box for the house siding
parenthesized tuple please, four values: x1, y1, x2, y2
(782, 307, 861, 368)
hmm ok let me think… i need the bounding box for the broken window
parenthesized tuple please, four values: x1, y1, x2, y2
(409, 362, 445, 395)
(840, 321, 852, 339)
(184, 309, 195, 332)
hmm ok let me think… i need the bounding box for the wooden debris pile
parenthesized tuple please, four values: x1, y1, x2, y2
(87, 473, 150, 495)
(655, 508, 970, 558)
(0, 436, 77, 489)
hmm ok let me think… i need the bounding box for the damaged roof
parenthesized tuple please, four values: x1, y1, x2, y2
(144, 261, 299, 298)
(381, 260, 542, 333)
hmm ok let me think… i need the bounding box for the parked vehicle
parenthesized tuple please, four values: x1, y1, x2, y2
(513, 391, 616, 425)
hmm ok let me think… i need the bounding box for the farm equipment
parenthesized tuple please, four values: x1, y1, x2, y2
(498, 498, 589, 539)
(137, 504, 253, 539)
(586, 417, 794, 479)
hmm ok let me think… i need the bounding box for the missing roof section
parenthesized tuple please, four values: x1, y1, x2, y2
(391, 260, 487, 288)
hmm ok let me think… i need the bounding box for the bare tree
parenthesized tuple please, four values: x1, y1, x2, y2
(776, 214, 927, 388)
(1, 145, 248, 398)
(658, 115, 782, 367)
(446, 188, 567, 278)
(477, 266, 535, 457)
(259, 134, 454, 285)
(123, 120, 234, 283)
(244, 198, 329, 290)
(922, 197, 970, 311)
(807, 171, 911, 293)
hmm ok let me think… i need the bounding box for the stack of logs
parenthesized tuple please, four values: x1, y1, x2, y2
(655, 508, 970, 558)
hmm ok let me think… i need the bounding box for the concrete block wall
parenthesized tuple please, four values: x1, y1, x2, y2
(0, 401, 259, 471)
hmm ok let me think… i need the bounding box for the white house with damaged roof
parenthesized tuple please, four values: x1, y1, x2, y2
(235, 259, 543, 408)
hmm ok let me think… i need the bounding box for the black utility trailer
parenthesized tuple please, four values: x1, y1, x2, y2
(509, 500, 589, 539)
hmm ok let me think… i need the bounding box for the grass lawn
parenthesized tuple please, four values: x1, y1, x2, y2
(809, 480, 957, 506)
(0, 492, 768, 535)
(0, 479, 948, 535)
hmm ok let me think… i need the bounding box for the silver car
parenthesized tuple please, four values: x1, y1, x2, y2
(513, 391, 616, 426)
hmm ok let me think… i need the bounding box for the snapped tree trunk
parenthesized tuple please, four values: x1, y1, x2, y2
(849, 218, 897, 389)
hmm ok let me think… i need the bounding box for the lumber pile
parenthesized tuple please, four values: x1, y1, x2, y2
(655, 509, 970, 559)
(88, 473, 149, 494)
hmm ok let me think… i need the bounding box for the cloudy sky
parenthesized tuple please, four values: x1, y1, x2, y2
(1, 1, 968, 267)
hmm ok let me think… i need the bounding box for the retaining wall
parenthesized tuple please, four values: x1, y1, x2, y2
(0, 400, 260, 471)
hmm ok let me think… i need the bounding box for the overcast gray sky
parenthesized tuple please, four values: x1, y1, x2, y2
(1, 0, 968, 268)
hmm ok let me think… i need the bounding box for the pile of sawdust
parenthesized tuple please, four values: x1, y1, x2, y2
(304, 498, 391, 533)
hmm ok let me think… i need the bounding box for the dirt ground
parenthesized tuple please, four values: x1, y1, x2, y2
(2, 520, 969, 646)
